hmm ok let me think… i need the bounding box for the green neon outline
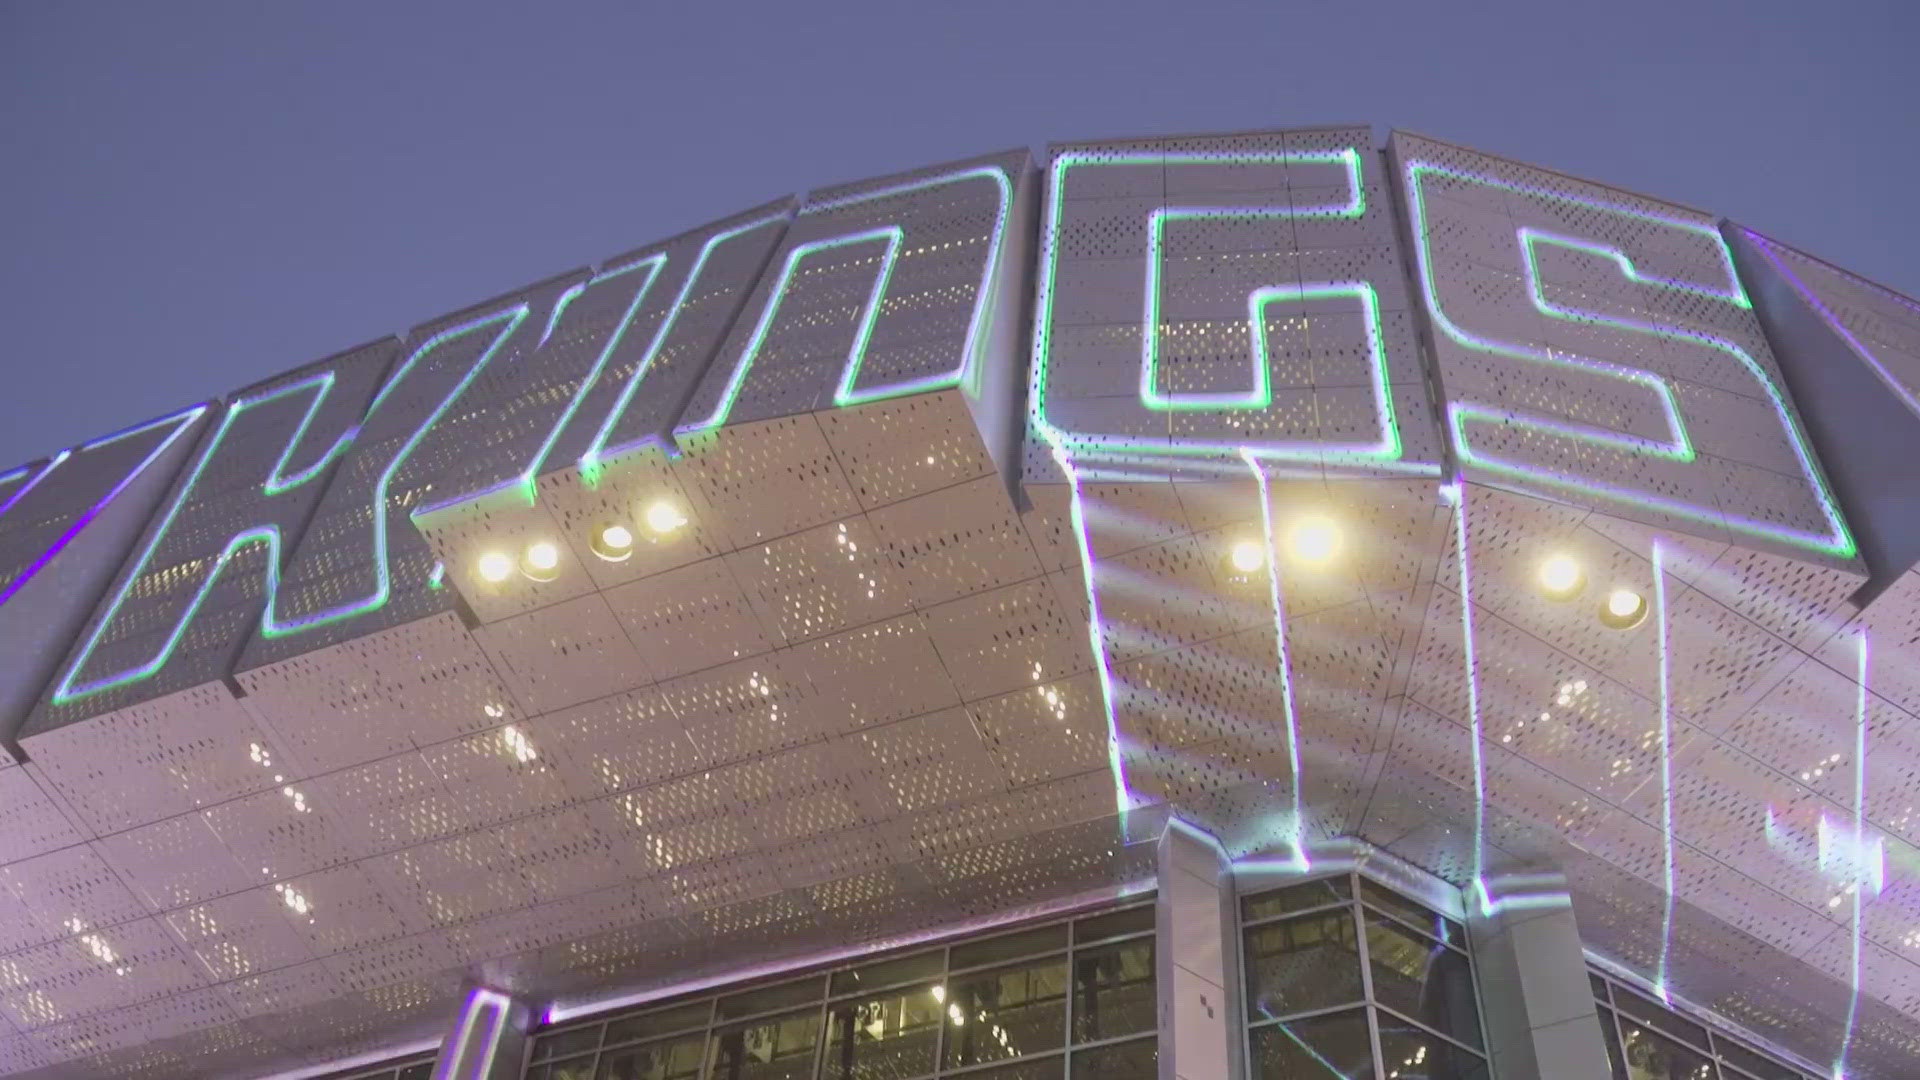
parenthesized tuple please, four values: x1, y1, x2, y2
(54, 307, 532, 705)
(575, 210, 792, 476)
(53, 371, 361, 704)
(675, 164, 1013, 437)
(413, 255, 667, 514)
(1030, 147, 1427, 471)
(1403, 159, 1854, 558)
(259, 308, 528, 637)
(683, 225, 904, 434)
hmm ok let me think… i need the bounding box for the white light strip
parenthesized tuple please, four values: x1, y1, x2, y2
(544, 879, 1152, 1024)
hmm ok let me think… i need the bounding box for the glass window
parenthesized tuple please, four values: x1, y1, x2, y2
(941, 957, 1068, 1070)
(1591, 973, 1612, 1002)
(965, 1058, 1065, 1080)
(950, 925, 1069, 970)
(705, 1009, 819, 1080)
(1243, 909, 1363, 1020)
(1072, 904, 1154, 945)
(1070, 938, 1155, 1044)
(1241, 876, 1352, 922)
(1359, 878, 1464, 948)
(1364, 913, 1482, 1050)
(716, 978, 825, 1022)
(1377, 1014, 1489, 1080)
(520, 902, 1152, 1080)
(1599, 1009, 1628, 1080)
(1712, 1034, 1802, 1080)
(1249, 1008, 1376, 1080)
(1069, 1035, 1156, 1079)
(535, 1028, 603, 1061)
(828, 951, 944, 998)
(397, 1066, 433, 1080)
(1613, 988, 1710, 1051)
(606, 1004, 714, 1048)
(820, 982, 941, 1080)
(597, 1033, 706, 1080)
(1619, 1019, 1716, 1080)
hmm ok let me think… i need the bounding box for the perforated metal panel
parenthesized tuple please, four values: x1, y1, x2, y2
(24, 339, 397, 735)
(7, 127, 1920, 1079)
(0, 405, 209, 749)
(1026, 127, 1443, 482)
(1735, 229, 1920, 421)
(677, 148, 1030, 435)
(412, 200, 793, 627)
(1389, 130, 1859, 572)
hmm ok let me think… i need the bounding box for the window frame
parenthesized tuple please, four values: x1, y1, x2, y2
(522, 897, 1158, 1080)
(1237, 868, 1489, 1079)
(1587, 967, 1824, 1080)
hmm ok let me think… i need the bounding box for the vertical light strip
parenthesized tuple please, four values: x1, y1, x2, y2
(433, 987, 512, 1080)
(1837, 628, 1871, 1080)
(1053, 445, 1133, 824)
(1244, 451, 1310, 871)
(1446, 481, 1490, 906)
(1, 406, 208, 610)
(1652, 538, 1675, 1002)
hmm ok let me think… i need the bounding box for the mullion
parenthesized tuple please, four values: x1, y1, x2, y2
(1062, 927, 1077, 1076)
(1357, 899, 1467, 957)
(1238, 897, 1356, 932)
(1349, 874, 1386, 1075)
(932, 941, 951, 1077)
(521, 904, 1155, 1080)
(1247, 1000, 1380, 1030)
(1369, 1000, 1486, 1060)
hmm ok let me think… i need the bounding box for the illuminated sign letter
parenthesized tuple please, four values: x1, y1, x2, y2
(31, 342, 395, 727)
(1392, 131, 1852, 560)
(0, 406, 207, 738)
(238, 287, 558, 658)
(676, 151, 1025, 436)
(1029, 129, 1441, 472)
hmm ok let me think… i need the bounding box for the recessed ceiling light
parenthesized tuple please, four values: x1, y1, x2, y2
(1600, 587, 1648, 629)
(476, 551, 513, 584)
(591, 523, 635, 562)
(644, 500, 688, 535)
(521, 541, 561, 581)
(1229, 538, 1267, 575)
(1537, 554, 1585, 600)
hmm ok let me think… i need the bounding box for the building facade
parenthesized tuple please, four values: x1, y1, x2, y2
(0, 126, 1918, 1078)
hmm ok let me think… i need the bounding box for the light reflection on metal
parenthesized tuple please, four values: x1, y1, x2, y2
(1245, 451, 1310, 873)
(432, 986, 513, 1080)
(1653, 539, 1675, 1003)
(1837, 629, 1872, 1080)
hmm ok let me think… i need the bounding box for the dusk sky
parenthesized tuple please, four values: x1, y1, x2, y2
(2, 0, 1913, 467)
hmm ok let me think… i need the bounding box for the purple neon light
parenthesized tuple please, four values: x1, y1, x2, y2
(1244, 450, 1311, 872)
(0, 406, 208, 610)
(543, 879, 1150, 1024)
(433, 987, 512, 1080)
(1052, 445, 1137, 823)
(1742, 227, 1920, 422)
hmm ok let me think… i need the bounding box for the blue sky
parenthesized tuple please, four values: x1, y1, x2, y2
(2, 0, 1913, 465)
